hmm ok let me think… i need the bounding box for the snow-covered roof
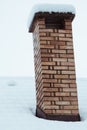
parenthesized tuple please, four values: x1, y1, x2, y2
(28, 4, 75, 32)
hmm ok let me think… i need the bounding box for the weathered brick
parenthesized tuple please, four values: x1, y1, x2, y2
(71, 101, 78, 105)
(68, 58, 74, 62)
(70, 75, 76, 79)
(42, 66, 48, 70)
(44, 109, 52, 114)
(66, 34, 72, 37)
(65, 26, 72, 30)
(54, 84, 69, 87)
(41, 54, 55, 58)
(59, 37, 72, 42)
(51, 41, 66, 45)
(53, 58, 67, 62)
(42, 70, 56, 74)
(64, 106, 78, 110)
(69, 67, 75, 70)
(39, 29, 53, 32)
(51, 33, 65, 37)
(70, 84, 77, 87)
(63, 88, 77, 92)
(62, 71, 75, 75)
(44, 105, 59, 109)
(60, 54, 74, 58)
(63, 97, 78, 101)
(44, 92, 51, 96)
(61, 61, 74, 66)
(52, 49, 66, 54)
(55, 92, 70, 96)
(60, 45, 73, 49)
(72, 110, 79, 115)
(54, 75, 68, 79)
(40, 44, 54, 49)
(71, 92, 77, 96)
(55, 101, 70, 105)
(62, 80, 76, 84)
(41, 62, 55, 65)
(56, 110, 71, 114)
(40, 37, 54, 40)
(43, 87, 58, 92)
(44, 97, 59, 102)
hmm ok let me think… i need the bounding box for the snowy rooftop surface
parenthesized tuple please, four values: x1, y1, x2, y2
(28, 4, 75, 29)
(0, 77, 87, 130)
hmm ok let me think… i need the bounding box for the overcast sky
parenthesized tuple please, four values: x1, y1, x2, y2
(0, 0, 87, 77)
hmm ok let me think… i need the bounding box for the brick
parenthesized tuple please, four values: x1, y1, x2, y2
(55, 101, 70, 105)
(66, 34, 72, 37)
(58, 30, 72, 34)
(41, 58, 48, 62)
(39, 29, 53, 32)
(39, 33, 46, 36)
(61, 61, 74, 66)
(69, 67, 75, 70)
(52, 50, 66, 54)
(42, 70, 56, 74)
(41, 62, 55, 65)
(72, 110, 79, 115)
(70, 75, 76, 79)
(68, 59, 74, 62)
(60, 54, 74, 58)
(39, 25, 45, 29)
(42, 74, 49, 78)
(44, 105, 59, 109)
(66, 42, 73, 45)
(51, 41, 65, 45)
(44, 109, 52, 114)
(40, 45, 54, 49)
(54, 66, 68, 70)
(54, 75, 68, 79)
(62, 71, 75, 75)
(65, 22, 71, 26)
(64, 106, 78, 110)
(43, 83, 50, 87)
(71, 92, 77, 96)
(59, 37, 72, 42)
(62, 80, 76, 84)
(67, 50, 73, 54)
(44, 97, 59, 101)
(43, 101, 51, 105)
(60, 45, 73, 49)
(70, 84, 77, 87)
(55, 92, 70, 96)
(71, 101, 78, 105)
(54, 84, 69, 87)
(63, 97, 78, 101)
(43, 87, 58, 92)
(44, 92, 51, 96)
(63, 88, 77, 92)
(53, 58, 67, 62)
(40, 37, 54, 40)
(56, 110, 71, 114)
(51, 33, 65, 37)
(38, 20, 45, 25)
(65, 26, 72, 30)
(42, 66, 48, 70)
(43, 79, 57, 83)
(41, 54, 55, 58)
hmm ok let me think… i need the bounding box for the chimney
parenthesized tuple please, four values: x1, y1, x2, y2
(28, 4, 80, 121)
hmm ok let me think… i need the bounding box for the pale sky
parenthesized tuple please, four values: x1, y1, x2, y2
(0, 0, 87, 77)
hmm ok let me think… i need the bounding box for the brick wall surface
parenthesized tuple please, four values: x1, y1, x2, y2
(33, 18, 79, 116)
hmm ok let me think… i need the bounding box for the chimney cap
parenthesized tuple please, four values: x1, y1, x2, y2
(28, 4, 75, 32)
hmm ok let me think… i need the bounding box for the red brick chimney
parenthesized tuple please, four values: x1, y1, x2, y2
(28, 4, 80, 121)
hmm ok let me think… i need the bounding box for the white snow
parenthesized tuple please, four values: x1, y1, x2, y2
(28, 4, 75, 29)
(0, 77, 87, 130)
